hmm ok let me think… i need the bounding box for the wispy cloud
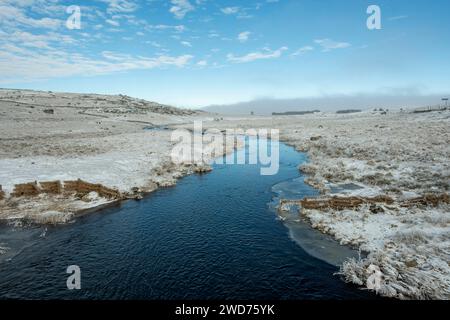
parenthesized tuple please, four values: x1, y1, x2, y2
(145, 24, 186, 32)
(0, 42, 193, 83)
(221, 6, 253, 19)
(145, 41, 162, 48)
(98, 0, 138, 14)
(0, 3, 62, 30)
(106, 19, 120, 27)
(221, 7, 240, 15)
(170, 0, 194, 19)
(1, 30, 75, 49)
(292, 46, 314, 56)
(227, 47, 288, 63)
(314, 39, 351, 52)
(238, 31, 251, 43)
(388, 15, 408, 21)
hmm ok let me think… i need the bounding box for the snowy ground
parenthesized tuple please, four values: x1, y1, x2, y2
(197, 110, 450, 299)
(0, 89, 233, 224)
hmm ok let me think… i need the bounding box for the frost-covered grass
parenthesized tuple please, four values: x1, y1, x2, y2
(0, 90, 225, 224)
(200, 110, 450, 299)
(278, 111, 450, 299)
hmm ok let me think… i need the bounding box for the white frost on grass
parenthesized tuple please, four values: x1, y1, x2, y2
(0, 90, 222, 224)
(198, 110, 450, 299)
(279, 111, 450, 299)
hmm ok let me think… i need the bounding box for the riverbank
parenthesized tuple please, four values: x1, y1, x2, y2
(0, 89, 235, 224)
(281, 111, 449, 300)
(0, 138, 376, 300)
(198, 110, 450, 300)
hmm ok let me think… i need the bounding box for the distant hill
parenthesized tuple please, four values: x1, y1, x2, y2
(0, 88, 198, 116)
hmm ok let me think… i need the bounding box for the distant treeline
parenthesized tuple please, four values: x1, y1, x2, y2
(413, 105, 448, 113)
(272, 110, 320, 116)
(336, 109, 362, 114)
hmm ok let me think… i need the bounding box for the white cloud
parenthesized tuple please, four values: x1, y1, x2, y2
(221, 7, 240, 15)
(221, 6, 253, 19)
(208, 31, 219, 38)
(238, 31, 251, 43)
(0, 42, 193, 83)
(388, 15, 408, 21)
(106, 19, 120, 27)
(181, 41, 192, 47)
(101, 51, 132, 61)
(197, 60, 207, 66)
(292, 46, 314, 56)
(2, 0, 68, 20)
(146, 24, 186, 32)
(170, 0, 194, 19)
(0, 0, 201, 84)
(145, 41, 162, 48)
(0, 30, 75, 49)
(227, 47, 288, 63)
(98, 0, 138, 14)
(0, 4, 62, 30)
(314, 39, 350, 52)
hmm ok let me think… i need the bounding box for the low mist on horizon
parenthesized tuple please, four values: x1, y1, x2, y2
(203, 93, 449, 115)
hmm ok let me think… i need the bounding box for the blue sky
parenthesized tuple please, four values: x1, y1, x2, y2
(0, 0, 449, 108)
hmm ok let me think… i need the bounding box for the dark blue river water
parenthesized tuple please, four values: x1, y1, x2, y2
(0, 140, 376, 300)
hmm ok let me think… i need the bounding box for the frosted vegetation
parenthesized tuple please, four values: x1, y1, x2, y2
(278, 111, 450, 299)
(197, 110, 449, 299)
(0, 90, 225, 224)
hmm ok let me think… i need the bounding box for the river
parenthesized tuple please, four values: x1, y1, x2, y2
(0, 138, 376, 299)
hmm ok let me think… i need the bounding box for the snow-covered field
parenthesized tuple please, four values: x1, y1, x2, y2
(0, 89, 231, 223)
(280, 111, 449, 300)
(1, 89, 449, 299)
